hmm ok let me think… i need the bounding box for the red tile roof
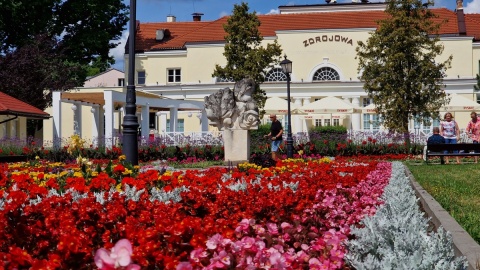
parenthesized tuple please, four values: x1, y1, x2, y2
(465, 14, 480, 40)
(0, 92, 50, 119)
(136, 8, 480, 52)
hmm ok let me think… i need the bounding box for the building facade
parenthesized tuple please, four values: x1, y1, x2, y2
(124, 1, 480, 135)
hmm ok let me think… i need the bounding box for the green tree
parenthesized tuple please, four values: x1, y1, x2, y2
(356, 0, 452, 136)
(212, 2, 282, 113)
(0, 0, 128, 109)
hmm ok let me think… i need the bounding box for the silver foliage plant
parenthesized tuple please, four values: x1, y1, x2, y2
(345, 162, 468, 270)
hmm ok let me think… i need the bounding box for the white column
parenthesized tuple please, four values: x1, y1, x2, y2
(11, 118, 18, 138)
(91, 105, 100, 147)
(52, 91, 62, 149)
(158, 112, 167, 132)
(351, 97, 361, 131)
(141, 104, 150, 138)
(169, 107, 178, 132)
(71, 103, 79, 135)
(104, 91, 114, 148)
(303, 98, 311, 132)
(293, 98, 303, 133)
(198, 110, 209, 132)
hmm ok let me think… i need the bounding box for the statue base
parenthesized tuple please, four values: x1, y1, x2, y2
(223, 129, 250, 165)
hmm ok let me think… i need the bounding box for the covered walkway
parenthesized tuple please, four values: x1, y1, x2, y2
(51, 90, 208, 148)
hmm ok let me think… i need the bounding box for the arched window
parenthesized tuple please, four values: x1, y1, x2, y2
(265, 68, 287, 82)
(313, 67, 340, 81)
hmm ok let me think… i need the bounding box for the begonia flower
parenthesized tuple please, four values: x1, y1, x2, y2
(94, 239, 140, 270)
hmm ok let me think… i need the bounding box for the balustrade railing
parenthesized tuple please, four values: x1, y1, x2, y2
(38, 129, 474, 149)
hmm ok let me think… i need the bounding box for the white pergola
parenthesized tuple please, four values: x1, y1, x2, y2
(52, 90, 208, 148)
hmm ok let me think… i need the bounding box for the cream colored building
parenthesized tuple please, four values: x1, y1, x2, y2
(44, 1, 480, 145)
(125, 1, 480, 135)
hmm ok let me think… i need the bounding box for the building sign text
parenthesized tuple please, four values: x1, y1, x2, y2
(303, 35, 353, 47)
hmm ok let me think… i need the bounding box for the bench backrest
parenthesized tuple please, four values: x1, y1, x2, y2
(427, 143, 480, 152)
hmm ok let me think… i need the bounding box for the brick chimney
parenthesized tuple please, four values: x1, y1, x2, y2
(192, 13, 204, 22)
(456, 0, 466, 35)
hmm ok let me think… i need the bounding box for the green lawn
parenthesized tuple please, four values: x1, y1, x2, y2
(405, 161, 480, 244)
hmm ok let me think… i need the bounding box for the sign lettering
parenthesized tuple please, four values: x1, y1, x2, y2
(303, 35, 354, 47)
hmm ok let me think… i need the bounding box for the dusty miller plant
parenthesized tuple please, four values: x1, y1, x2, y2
(345, 162, 467, 270)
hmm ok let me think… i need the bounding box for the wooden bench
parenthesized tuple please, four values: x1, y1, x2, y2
(426, 143, 480, 164)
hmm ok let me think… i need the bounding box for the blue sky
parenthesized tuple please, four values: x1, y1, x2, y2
(110, 0, 480, 70)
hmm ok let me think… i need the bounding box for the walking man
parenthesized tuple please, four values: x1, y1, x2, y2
(264, 114, 283, 161)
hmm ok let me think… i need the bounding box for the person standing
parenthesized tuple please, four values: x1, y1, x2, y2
(440, 112, 460, 164)
(264, 114, 283, 161)
(466, 111, 480, 163)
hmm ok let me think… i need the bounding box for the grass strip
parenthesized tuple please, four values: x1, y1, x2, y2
(405, 162, 480, 244)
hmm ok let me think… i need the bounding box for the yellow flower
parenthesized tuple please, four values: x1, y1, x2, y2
(116, 183, 122, 192)
(35, 156, 40, 160)
(119, 155, 126, 161)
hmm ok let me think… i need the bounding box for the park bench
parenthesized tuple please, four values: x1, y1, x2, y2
(426, 143, 480, 164)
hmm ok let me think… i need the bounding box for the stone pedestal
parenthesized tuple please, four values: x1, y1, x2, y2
(223, 129, 250, 165)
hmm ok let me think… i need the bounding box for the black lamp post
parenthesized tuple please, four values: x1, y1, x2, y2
(280, 55, 293, 159)
(122, 0, 139, 165)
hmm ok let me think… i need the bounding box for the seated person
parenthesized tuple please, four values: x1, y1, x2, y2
(424, 127, 445, 161)
(427, 127, 446, 145)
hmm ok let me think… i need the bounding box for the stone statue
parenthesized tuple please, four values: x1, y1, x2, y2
(204, 78, 259, 130)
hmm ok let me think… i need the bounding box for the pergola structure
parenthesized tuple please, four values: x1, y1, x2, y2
(51, 90, 208, 148)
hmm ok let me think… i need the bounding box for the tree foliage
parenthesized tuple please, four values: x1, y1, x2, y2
(212, 2, 282, 113)
(356, 0, 452, 133)
(0, 35, 83, 111)
(0, 0, 128, 110)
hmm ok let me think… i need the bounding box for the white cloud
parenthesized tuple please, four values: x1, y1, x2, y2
(109, 30, 129, 71)
(266, 9, 280, 15)
(464, 0, 480, 13)
(219, 11, 229, 17)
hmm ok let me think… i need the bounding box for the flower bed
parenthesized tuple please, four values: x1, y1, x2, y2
(0, 157, 392, 269)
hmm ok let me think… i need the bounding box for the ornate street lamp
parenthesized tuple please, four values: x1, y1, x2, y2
(280, 55, 293, 158)
(122, 0, 139, 165)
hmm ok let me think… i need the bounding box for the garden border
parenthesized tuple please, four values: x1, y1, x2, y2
(405, 167, 480, 270)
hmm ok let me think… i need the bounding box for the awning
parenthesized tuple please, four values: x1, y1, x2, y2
(301, 114, 348, 120)
(441, 94, 480, 112)
(362, 103, 377, 114)
(264, 96, 304, 114)
(299, 96, 360, 114)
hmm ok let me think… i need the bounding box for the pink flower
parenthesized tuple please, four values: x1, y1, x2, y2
(267, 223, 279, 235)
(176, 262, 193, 270)
(268, 249, 287, 269)
(209, 251, 230, 268)
(235, 218, 253, 233)
(190, 248, 208, 263)
(206, 234, 223, 250)
(280, 222, 292, 230)
(94, 239, 140, 270)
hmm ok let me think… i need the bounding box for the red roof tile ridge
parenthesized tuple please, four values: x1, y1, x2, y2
(0, 91, 49, 116)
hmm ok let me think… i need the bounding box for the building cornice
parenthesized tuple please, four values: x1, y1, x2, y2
(141, 50, 188, 56)
(276, 28, 376, 34)
(278, 2, 387, 14)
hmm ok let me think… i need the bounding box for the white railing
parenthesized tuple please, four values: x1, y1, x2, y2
(142, 131, 224, 146)
(348, 129, 473, 144)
